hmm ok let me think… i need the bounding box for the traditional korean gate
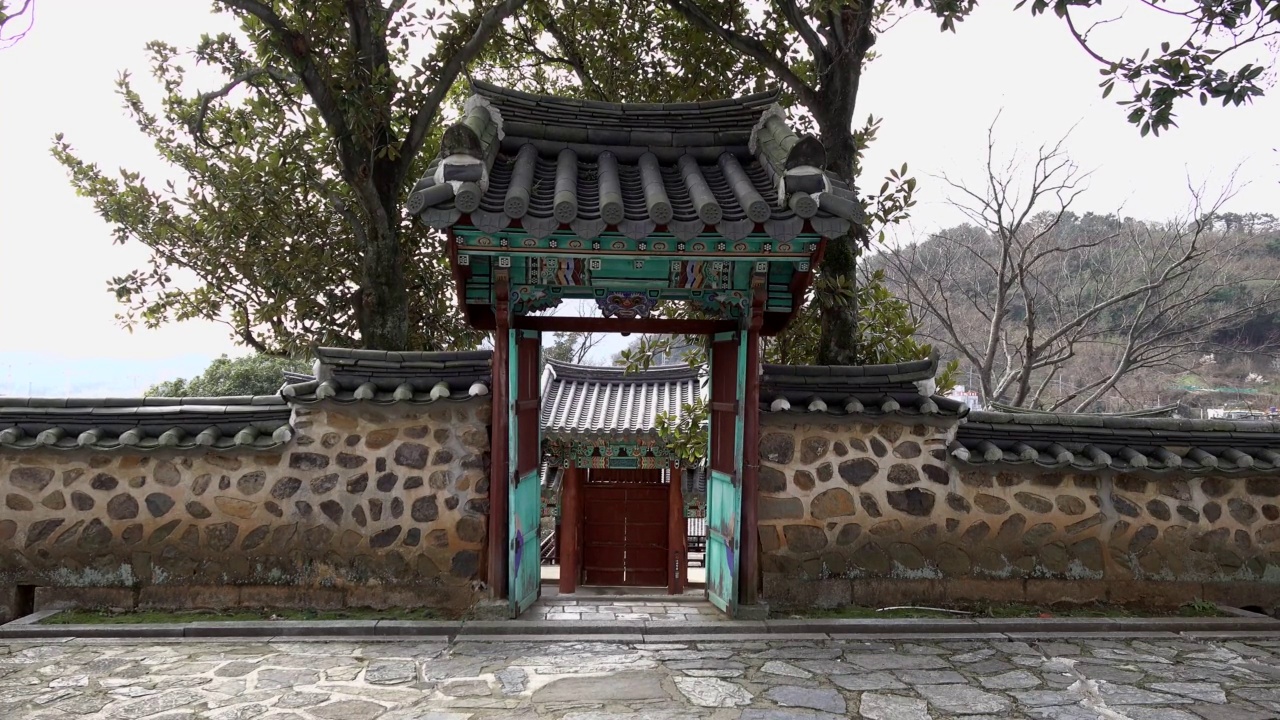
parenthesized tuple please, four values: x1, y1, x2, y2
(582, 469, 668, 586)
(705, 331, 746, 615)
(509, 330, 542, 616)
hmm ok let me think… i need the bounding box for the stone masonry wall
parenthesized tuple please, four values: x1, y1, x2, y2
(0, 401, 489, 621)
(758, 415, 1280, 612)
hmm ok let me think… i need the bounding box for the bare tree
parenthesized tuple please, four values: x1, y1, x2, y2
(883, 128, 1280, 412)
(544, 332, 604, 365)
(0, 0, 34, 49)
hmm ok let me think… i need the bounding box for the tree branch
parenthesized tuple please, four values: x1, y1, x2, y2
(392, 0, 529, 189)
(771, 0, 829, 74)
(190, 66, 298, 150)
(662, 0, 816, 104)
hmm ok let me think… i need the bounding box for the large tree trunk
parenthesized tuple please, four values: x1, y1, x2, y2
(811, 10, 873, 365)
(814, 105, 862, 365)
(357, 214, 410, 350)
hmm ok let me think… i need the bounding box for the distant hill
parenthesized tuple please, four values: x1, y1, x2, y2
(875, 211, 1280, 415)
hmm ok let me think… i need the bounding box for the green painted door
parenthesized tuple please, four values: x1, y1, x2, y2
(510, 330, 542, 616)
(705, 331, 746, 615)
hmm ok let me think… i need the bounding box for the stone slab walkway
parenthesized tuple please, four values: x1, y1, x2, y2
(4, 634, 1280, 718)
(523, 594, 726, 623)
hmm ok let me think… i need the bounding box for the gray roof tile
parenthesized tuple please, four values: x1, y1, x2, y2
(411, 84, 864, 241)
(0, 396, 291, 453)
(282, 347, 492, 405)
(757, 357, 966, 418)
(954, 409, 1280, 473)
(540, 360, 700, 440)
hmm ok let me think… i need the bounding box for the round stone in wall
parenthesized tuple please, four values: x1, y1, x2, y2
(838, 459, 878, 487)
(395, 442, 430, 469)
(153, 461, 181, 487)
(1055, 495, 1086, 515)
(811, 488, 856, 519)
(800, 436, 829, 464)
(271, 477, 302, 499)
(887, 464, 919, 485)
(760, 433, 795, 464)
(107, 494, 139, 520)
(782, 524, 828, 553)
(77, 518, 112, 550)
(9, 466, 54, 493)
(41, 491, 65, 510)
(337, 453, 366, 469)
(1014, 492, 1053, 514)
(974, 494, 1010, 515)
(457, 516, 485, 543)
(6, 494, 33, 511)
(145, 493, 175, 518)
(289, 452, 330, 471)
(1145, 499, 1171, 522)
(892, 441, 921, 459)
(311, 473, 339, 494)
(412, 495, 439, 522)
(887, 488, 935, 516)
(860, 493, 881, 518)
(1229, 498, 1259, 525)
(1247, 478, 1280, 497)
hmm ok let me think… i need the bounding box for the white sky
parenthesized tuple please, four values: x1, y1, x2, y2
(0, 1, 1275, 392)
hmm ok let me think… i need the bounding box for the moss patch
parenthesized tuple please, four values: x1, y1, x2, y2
(42, 607, 453, 625)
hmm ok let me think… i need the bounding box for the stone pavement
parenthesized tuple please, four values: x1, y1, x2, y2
(4, 634, 1280, 719)
(523, 593, 727, 622)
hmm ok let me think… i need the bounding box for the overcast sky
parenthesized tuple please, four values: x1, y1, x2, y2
(0, 1, 1275, 394)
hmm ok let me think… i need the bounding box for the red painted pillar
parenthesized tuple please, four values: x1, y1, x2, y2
(668, 461, 685, 595)
(559, 464, 582, 594)
(740, 281, 765, 606)
(488, 275, 510, 599)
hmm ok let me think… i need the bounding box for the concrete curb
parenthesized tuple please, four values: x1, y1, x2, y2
(2, 611, 1277, 641)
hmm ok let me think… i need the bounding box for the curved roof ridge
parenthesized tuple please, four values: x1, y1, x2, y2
(964, 409, 1280, 433)
(543, 358, 700, 382)
(471, 80, 782, 126)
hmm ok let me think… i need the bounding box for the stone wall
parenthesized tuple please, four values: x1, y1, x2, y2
(0, 401, 489, 621)
(757, 415, 1280, 611)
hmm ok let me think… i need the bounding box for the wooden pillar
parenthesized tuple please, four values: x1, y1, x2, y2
(740, 280, 765, 606)
(559, 464, 582, 594)
(487, 273, 510, 598)
(667, 461, 685, 595)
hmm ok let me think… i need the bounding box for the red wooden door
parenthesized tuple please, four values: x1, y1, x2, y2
(582, 469, 669, 586)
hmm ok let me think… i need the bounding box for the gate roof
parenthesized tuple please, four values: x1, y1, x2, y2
(408, 82, 863, 333)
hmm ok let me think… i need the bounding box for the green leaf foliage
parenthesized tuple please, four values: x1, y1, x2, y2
(144, 353, 310, 397)
(51, 0, 528, 354)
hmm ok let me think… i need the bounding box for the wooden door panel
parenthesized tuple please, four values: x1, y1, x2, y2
(582, 470, 671, 586)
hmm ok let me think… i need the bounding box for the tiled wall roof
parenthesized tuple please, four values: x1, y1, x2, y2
(953, 410, 1280, 473)
(759, 357, 968, 418)
(282, 348, 491, 405)
(0, 396, 292, 452)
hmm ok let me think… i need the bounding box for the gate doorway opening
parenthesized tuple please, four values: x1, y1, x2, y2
(582, 468, 668, 587)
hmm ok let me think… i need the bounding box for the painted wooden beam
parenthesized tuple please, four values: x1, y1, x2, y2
(740, 279, 766, 607)
(488, 271, 511, 600)
(513, 316, 739, 334)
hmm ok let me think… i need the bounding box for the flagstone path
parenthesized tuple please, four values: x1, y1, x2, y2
(3, 633, 1280, 718)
